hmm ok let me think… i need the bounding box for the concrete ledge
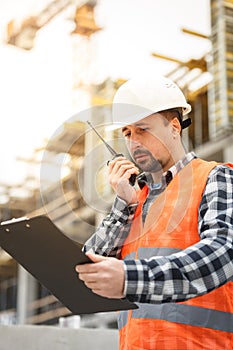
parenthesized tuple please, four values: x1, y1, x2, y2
(0, 325, 119, 350)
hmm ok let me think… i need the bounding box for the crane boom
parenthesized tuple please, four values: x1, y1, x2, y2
(6, 0, 100, 50)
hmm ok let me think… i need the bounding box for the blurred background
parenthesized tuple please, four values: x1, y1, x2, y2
(0, 0, 232, 332)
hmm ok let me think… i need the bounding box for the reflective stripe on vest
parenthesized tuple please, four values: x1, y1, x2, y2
(118, 303, 233, 333)
(124, 247, 181, 260)
(119, 303, 233, 333)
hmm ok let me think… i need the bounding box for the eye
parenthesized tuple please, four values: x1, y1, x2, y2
(123, 131, 131, 138)
(139, 127, 149, 133)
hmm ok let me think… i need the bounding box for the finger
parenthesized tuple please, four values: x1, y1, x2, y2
(112, 159, 138, 171)
(109, 162, 139, 179)
(91, 287, 122, 299)
(85, 252, 107, 263)
(78, 272, 98, 283)
(75, 263, 98, 274)
(91, 288, 108, 298)
(78, 273, 105, 292)
(76, 254, 108, 274)
(107, 156, 127, 167)
(116, 163, 139, 174)
(110, 169, 139, 189)
(108, 158, 137, 172)
(76, 253, 108, 273)
(84, 281, 100, 290)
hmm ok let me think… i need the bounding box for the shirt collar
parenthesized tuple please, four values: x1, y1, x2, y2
(166, 151, 197, 179)
(137, 152, 197, 189)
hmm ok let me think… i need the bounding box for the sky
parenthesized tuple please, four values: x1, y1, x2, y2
(0, 0, 211, 187)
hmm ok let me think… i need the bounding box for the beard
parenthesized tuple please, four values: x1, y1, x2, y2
(132, 148, 162, 173)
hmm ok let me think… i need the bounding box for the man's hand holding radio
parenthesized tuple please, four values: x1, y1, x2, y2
(108, 156, 139, 205)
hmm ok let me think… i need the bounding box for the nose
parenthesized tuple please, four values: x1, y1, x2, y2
(128, 133, 142, 152)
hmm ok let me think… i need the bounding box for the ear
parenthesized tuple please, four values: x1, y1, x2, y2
(171, 117, 182, 136)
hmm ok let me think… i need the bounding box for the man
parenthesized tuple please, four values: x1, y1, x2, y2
(76, 76, 233, 349)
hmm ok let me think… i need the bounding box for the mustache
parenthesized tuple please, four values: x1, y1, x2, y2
(132, 148, 152, 158)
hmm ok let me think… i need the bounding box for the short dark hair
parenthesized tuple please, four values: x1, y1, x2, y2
(160, 108, 183, 134)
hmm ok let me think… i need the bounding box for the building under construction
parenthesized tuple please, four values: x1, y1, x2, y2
(0, 0, 232, 348)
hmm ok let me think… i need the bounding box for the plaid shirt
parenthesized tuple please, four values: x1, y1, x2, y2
(84, 152, 233, 303)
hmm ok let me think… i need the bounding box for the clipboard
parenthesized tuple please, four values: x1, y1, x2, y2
(0, 215, 137, 314)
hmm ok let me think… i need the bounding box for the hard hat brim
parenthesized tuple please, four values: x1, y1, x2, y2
(109, 102, 192, 130)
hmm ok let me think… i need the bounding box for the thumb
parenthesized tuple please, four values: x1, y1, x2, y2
(86, 252, 107, 263)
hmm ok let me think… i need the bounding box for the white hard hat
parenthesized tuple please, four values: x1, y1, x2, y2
(112, 75, 192, 129)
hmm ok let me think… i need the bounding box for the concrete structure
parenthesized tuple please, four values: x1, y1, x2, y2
(0, 325, 118, 350)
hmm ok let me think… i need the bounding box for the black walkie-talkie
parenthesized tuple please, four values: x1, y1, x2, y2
(87, 121, 137, 186)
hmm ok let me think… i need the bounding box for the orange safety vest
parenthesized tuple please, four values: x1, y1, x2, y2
(119, 158, 233, 350)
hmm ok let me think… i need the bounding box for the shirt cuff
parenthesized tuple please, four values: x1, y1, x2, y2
(123, 259, 150, 302)
(112, 196, 138, 217)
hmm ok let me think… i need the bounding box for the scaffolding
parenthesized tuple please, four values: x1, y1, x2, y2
(208, 0, 233, 137)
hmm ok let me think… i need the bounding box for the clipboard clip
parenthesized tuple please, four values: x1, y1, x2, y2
(1, 217, 29, 226)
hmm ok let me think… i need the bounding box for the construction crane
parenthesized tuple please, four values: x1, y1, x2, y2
(6, 0, 101, 50)
(181, 27, 209, 40)
(72, 1, 102, 37)
(151, 52, 207, 72)
(152, 27, 210, 75)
